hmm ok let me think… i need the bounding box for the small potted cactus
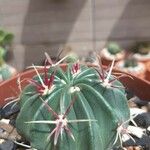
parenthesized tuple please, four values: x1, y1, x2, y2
(131, 42, 150, 63)
(115, 57, 146, 79)
(0, 29, 16, 82)
(100, 42, 125, 66)
(0, 54, 150, 150)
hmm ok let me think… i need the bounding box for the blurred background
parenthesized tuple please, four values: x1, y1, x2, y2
(0, 0, 150, 71)
(0, 1, 150, 150)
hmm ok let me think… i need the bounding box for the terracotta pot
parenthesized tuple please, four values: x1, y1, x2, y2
(100, 48, 125, 66)
(111, 68, 150, 101)
(133, 52, 150, 64)
(0, 64, 149, 107)
(115, 60, 146, 79)
(0, 64, 67, 107)
(132, 53, 150, 77)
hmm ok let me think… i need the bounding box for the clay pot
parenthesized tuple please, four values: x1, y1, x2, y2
(100, 48, 125, 66)
(115, 60, 146, 79)
(133, 52, 150, 64)
(0, 64, 67, 107)
(0, 64, 149, 107)
(112, 68, 150, 101)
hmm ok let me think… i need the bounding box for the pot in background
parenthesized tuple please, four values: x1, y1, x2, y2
(131, 42, 150, 64)
(100, 42, 125, 66)
(115, 60, 146, 79)
(133, 52, 150, 65)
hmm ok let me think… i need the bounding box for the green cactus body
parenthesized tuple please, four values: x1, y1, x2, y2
(16, 63, 130, 150)
(107, 42, 122, 55)
(65, 52, 79, 63)
(0, 29, 14, 46)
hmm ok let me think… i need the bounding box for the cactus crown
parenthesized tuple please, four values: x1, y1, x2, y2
(16, 55, 131, 150)
(107, 42, 122, 55)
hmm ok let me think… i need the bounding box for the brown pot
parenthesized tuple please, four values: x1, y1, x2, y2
(133, 53, 150, 64)
(132, 53, 150, 75)
(100, 48, 125, 66)
(0, 64, 67, 107)
(0, 64, 149, 107)
(115, 60, 146, 79)
(112, 68, 150, 101)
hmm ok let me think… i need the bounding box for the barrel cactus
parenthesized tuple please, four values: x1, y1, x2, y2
(16, 56, 131, 150)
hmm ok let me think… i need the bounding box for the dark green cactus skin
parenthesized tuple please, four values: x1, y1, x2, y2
(107, 42, 122, 55)
(124, 58, 138, 68)
(16, 64, 130, 150)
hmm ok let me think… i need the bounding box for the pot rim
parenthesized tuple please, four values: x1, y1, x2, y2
(0, 63, 150, 107)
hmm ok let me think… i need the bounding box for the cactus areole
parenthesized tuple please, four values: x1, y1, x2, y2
(16, 60, 130, 150)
